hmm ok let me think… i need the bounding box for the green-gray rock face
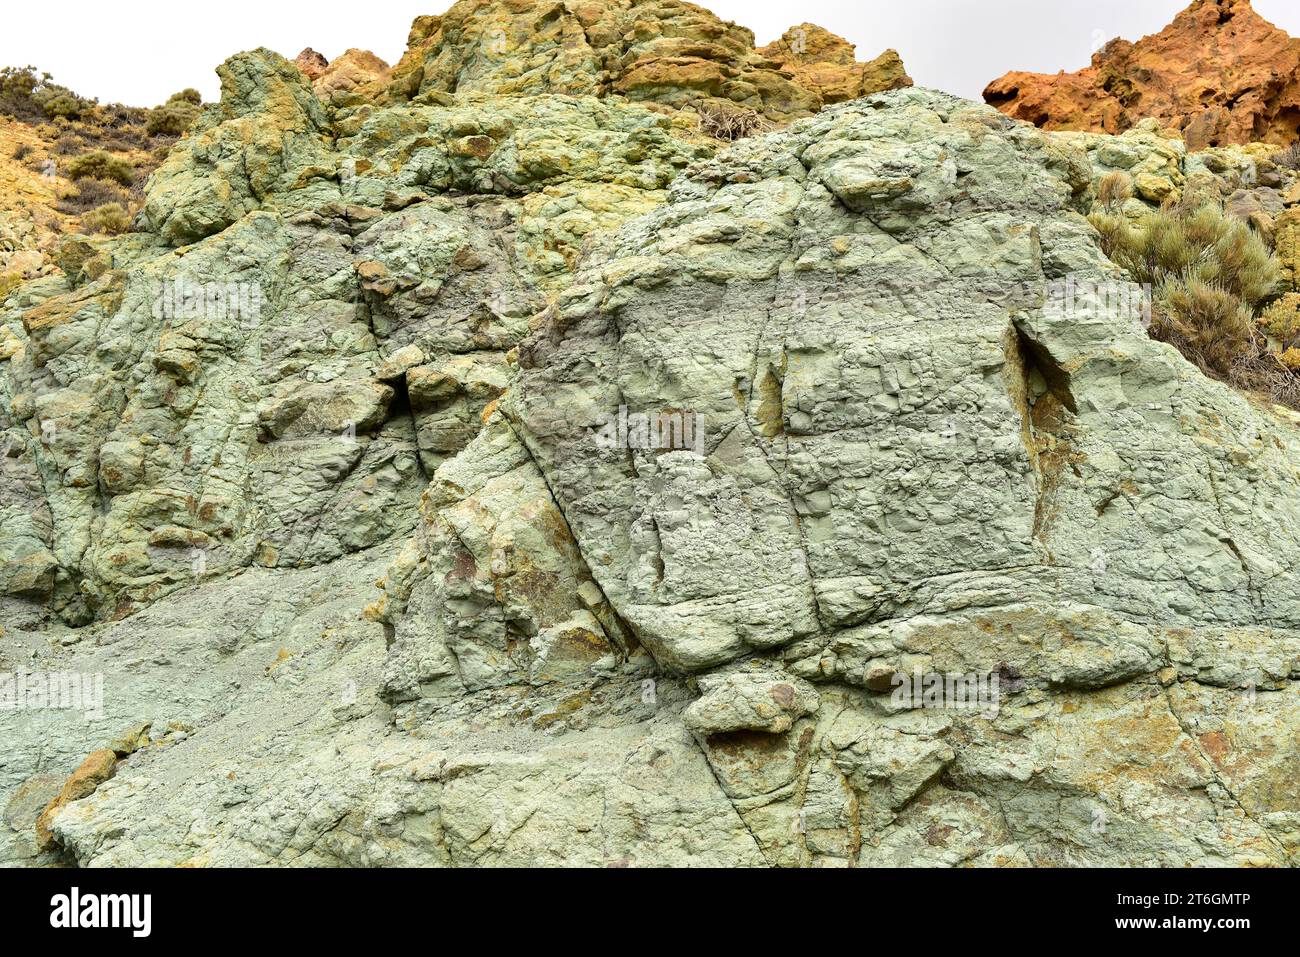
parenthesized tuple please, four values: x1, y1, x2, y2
(1, 49, 1297, 867)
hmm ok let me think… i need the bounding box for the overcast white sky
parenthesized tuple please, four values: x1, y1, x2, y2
(4, 0, 1300, 107)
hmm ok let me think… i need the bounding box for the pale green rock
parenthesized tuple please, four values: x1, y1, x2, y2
(2, 58, 1298, 869)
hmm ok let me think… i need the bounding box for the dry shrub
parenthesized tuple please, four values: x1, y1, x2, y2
(81, 202, 131, 235)
(1092, 200, 1300, 406)
(53, 133, 83, 156)
(1150, 278, 1255, 376)
(1096, 171, 1133, 211)
(697, 102, 769, 142)
(1272, 141, 1300, 172)
(11, 142, 33, 161)
(56, 177, 132, 215)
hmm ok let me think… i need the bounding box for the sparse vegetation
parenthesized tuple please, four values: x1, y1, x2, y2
(1271, 140, 1300, 171)
(1091, 200, 1299, 406)
(0, 66, 94, 122)
(82, 202, 132, 235)
(0, 65, 198, 256)
(57, 177, 133, 215)
(696, 101, 769, 141)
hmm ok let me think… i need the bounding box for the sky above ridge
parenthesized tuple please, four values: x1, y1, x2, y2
(4, 0, 1300, 108)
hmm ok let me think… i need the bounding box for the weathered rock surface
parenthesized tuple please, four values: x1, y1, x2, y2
(293, 48, 330, 82)
(304, 49, 393, 107)
(757, 23, 911, 106)
(985, 0, 1300, 149)
(2, 16, 1298, 869)
(385, 0, 909, 123)
(1, 48, 714, 630)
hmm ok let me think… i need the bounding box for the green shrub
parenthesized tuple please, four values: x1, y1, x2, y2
(0, 66, 43, 120)
(146, 101, 199, 136)
(0, 66, 94, 122)
(66, 150, 135, 187)
(82, 202, 131, 235)
(167, 89, 202, 106)
(1260, 293, 1300, 348)
(40, 93, 85, 119)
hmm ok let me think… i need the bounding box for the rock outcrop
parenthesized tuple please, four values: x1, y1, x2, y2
(293, 48, 330, 82)
(2, 7, 1298, 869)
(385, 0, 910, 123)
(1, 47, 712, 633)
(985, 0, 1300, 149)
(758, 23, 911, 106)
(294, 48, 393, 106)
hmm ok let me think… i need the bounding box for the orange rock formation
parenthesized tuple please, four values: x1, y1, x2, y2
(984, 0, 1300, 149)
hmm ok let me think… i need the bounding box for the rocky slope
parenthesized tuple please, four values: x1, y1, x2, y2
(985, 0, 1300, 149)
(1, 2, 1298, 868)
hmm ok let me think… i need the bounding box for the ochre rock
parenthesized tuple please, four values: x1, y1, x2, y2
(312, 48, 392, 104)
(757, 23, 911, 105)
(34, 749, 117, 851)
(984, 0, 1300, 149)
(385, 0, 908, 123)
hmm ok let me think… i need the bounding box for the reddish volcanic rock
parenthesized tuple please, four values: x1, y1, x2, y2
(984, 0, 1300, 149)
(294, 48, 330, 82)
